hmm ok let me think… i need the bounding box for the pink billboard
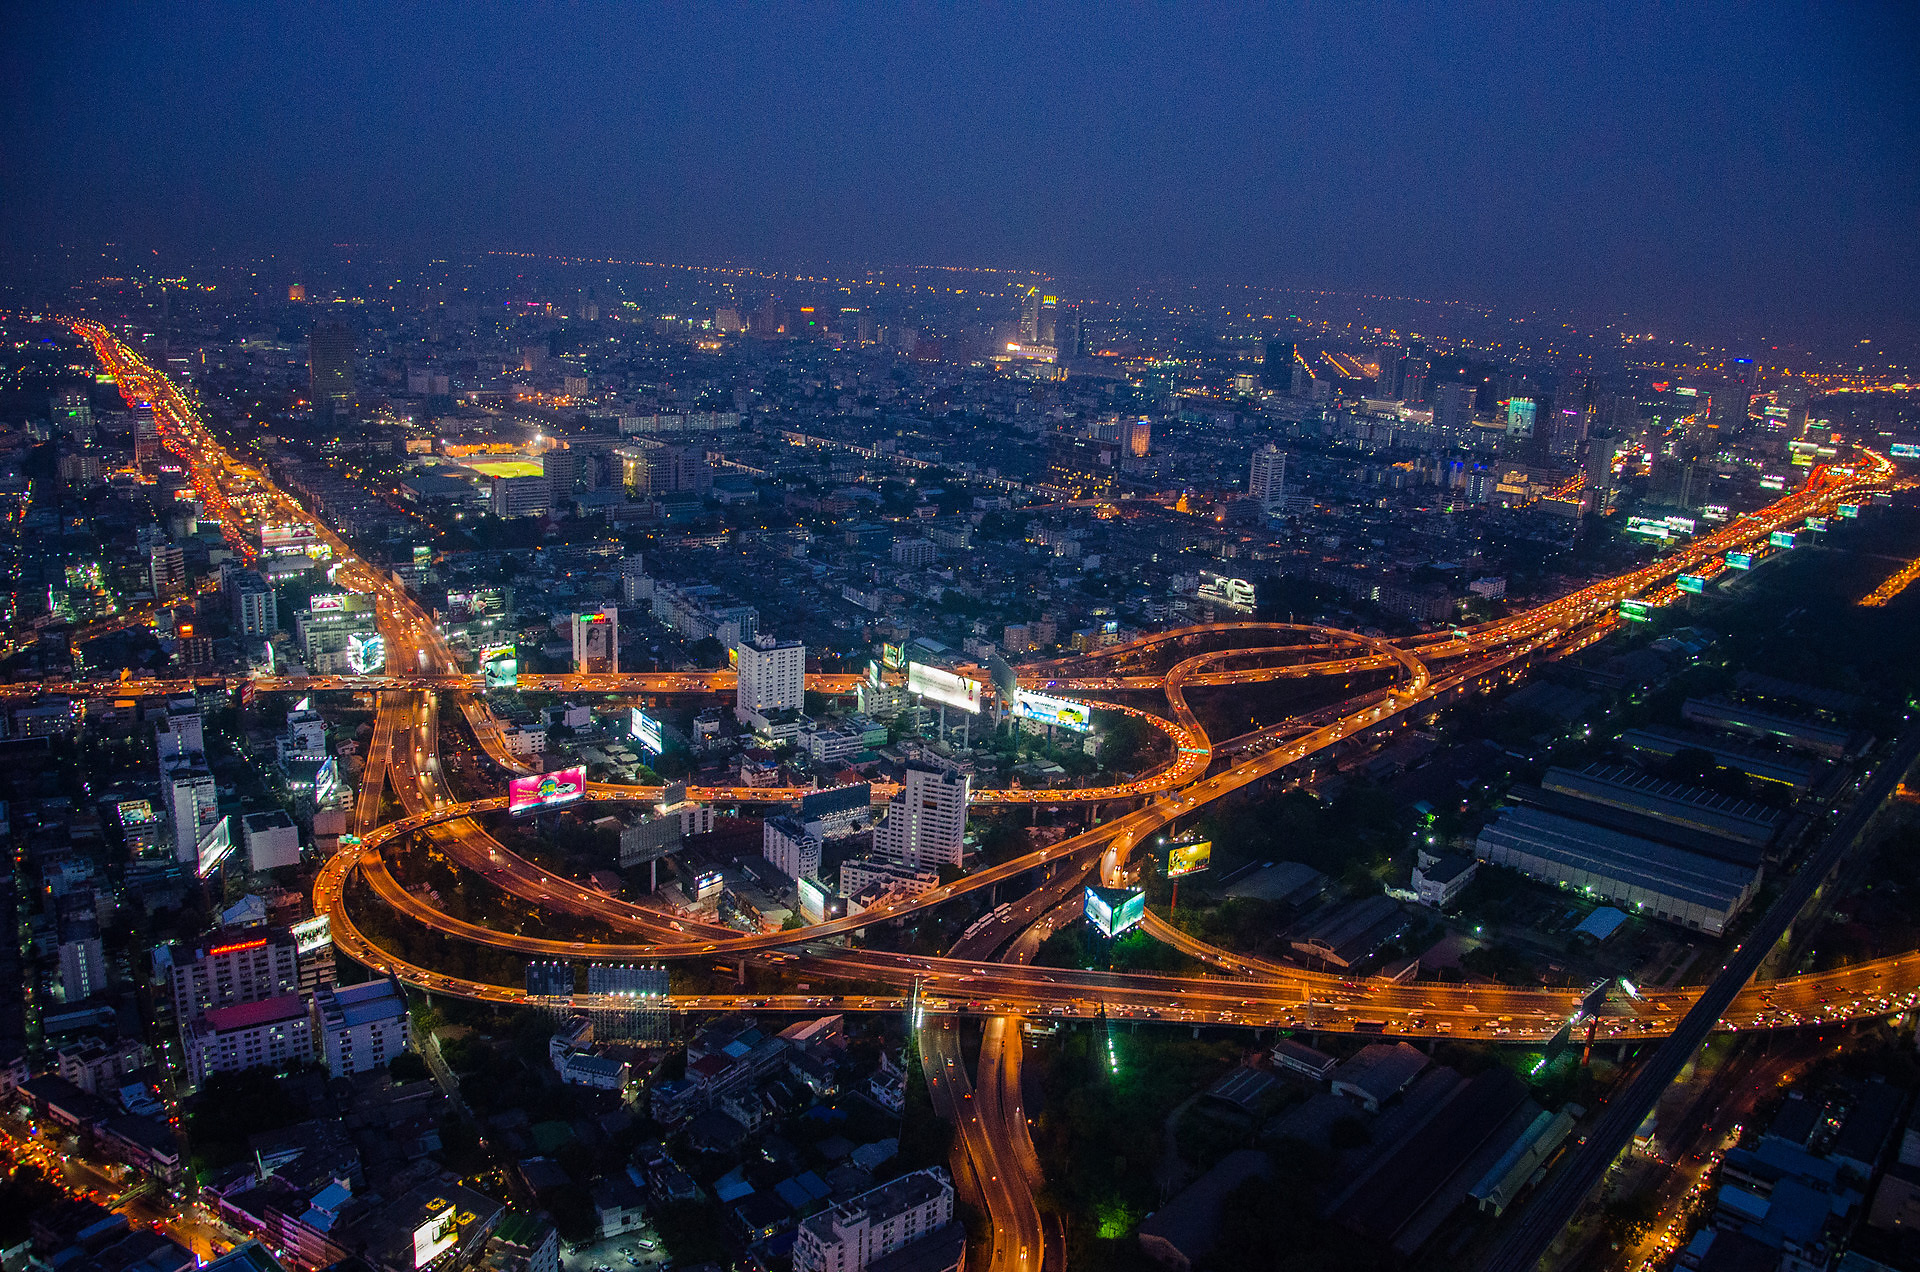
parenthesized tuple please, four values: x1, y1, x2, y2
(508, 765, 586, 813)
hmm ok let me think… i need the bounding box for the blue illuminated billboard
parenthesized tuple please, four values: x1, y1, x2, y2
(1726, 552, 1754, 570)
(631, 709, 663, 755)
(1838, 504, 1860, 519)
(1891, 443, 1920, 459)
(1085, 886, 1146, 937)
(1014, 690, 1093, 732)
(1769, 531, 1796, 549)
(1677, 574, 1706, 595)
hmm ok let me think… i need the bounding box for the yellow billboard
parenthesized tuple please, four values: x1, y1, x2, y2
(1167, 840, 1212, 878)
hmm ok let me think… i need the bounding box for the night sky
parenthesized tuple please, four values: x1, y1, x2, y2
(4, 4, 1916, 347)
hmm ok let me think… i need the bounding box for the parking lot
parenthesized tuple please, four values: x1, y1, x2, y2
(561, 1229, 672, 1272)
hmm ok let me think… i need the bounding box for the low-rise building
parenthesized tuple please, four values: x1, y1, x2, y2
(183, 994, 313, 1086)
(793, 1168, 957, 1272)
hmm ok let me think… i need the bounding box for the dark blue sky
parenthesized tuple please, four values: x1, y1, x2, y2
(4, 3, 1917, 348)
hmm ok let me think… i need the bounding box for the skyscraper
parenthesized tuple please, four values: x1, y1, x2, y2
(1056, 303, 1084, 359)
(1433, 382, 1478, 441)
(1261, 338, 1295, 390)
(1374, 344, 1407, 399)
(1019, 287, 1043, 342)
(736, 636, 805, 718)
(54, 388, 92, 442)
(1249, 443, 1289, 512)
(309, 320, 355, 422)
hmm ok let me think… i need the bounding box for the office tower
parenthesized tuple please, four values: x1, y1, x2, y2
(736, 636, 805, 715)
(571, 606, 619, 674)
(164, 926, 303, 1021)
(133, 406, 161, 464)
(1249, 443, 1289, 512)
(1584, 435, 1615, 511)
(1374, 344, 1406, 398)
(149, 542, 186, 596)
(541, 445, 578, 494)
(1433, 382, 1477, 441)
(1036, 294, 1059, 345)
(57, 917, 107, 1003)
(1057, 302, 1084, 358)
(491, 473, 551, 518)
(873, 761, 969, 869)
(1019, 287, 1042, 342)
(55, 388, 93, 442)
(1045, 433, 1118, 498)
(1506, 398, 1537, 439)
(1400, 359, 1429, 404)
(1127, 417, 1151, 457)
(1262, 339, 1295, 390)
(308, 320, 356, 421)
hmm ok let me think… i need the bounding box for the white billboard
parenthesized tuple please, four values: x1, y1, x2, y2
(1014, 691, 1093, 732)
(908, 662, 981, 714)
(412, 1208, 458, 1269)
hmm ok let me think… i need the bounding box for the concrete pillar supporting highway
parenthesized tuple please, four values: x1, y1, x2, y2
(1191, 1026, 1201, 1039)
(735, 958, 747, 986)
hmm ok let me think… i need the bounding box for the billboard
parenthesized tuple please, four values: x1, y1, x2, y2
(412, 1208, 458, 1269)
(1804, 516, 1829, 532)
(908, 662, 981, 714)
(307, 593, 348, 613)
(1677, 574, 1706, 595)
(1838, 504, 1860, 519)
(1620, 599, 1654, 623)
(1769, 531, 1797, 549)
(1013, 690, 1093, 732)
(508, 765, 586, 813)
(1726, 551, 1754, 570)
(291, 915, 332, 954)
(631, 708, 663, 755)
(195, 818, 234, 878)
(1085, 886, 1146, 938)
(346, 631, 386, 674)
(881, 642, 905, 670)
(482, 643, 517, 689)
(1166, 840, 1212, 878)
(1891, 443, 1920, 459)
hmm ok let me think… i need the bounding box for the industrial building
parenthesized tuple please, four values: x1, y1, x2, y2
(1474, 805, 1759, 934)
(1618, 727, 1817, 793)
(1680, 696, 1865, 759)
(1538, 764, 1783, 853)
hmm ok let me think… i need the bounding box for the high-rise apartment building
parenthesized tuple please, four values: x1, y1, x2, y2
(309, 320, 355, 421)
(182, 994, 312, 1087)
(312, 978, 412, 1077)
(491, 473, 551, 519)
(736, 636, 805, 716)
(149, 542, 187, 596)
(873, 761, 969, 869)
(1249, 443, 1289, 512)
(572, 606, 618, 674)
(133, 406, 161, 464)
(1374, 344, 1407, 399)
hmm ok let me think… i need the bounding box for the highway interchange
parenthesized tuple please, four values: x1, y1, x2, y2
(54, 319, 1920, 1272)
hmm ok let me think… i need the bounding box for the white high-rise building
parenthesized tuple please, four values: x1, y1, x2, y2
(167, 768, 222, 867)
(793, 1169, 956, 1272)
(572, 605, 618, 674)
(763, 815, 823, 883)
(873, 761, 969, 869)
(735, 636, 805, 716)
(1249, 444, 1289, 512)
(154, 701, 205, 776)
(312, 978, 412, 1077)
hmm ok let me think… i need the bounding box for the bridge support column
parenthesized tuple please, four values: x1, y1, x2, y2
(736, 958, 747, 986)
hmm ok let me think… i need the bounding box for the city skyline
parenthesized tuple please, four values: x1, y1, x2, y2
(3, 4, 1918, 356)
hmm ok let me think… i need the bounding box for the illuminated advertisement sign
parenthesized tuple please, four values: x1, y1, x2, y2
(1838, 504, 1860, 519)
(291, 915, 332, 954)
(196, 819, 234, 878)
(907, 662, 982, 714)
(412, 1209, 458, 1269)
(481, 643, 517, 689)
(1014, 691, 1093, 732)
(1166, 840, 1212, 878)
(798, 877, 831, 924)
(1759, 475, 1786, 490)
(1769, 531, 1796, 549)
(1677, 574, 1706, 595)
(1804, 516, 1828, 532)
(1620, 599, 1654, 623)
(1085, 886, 1146, 938)
(307, 593, 348, 613)
(1624, 517, 1670, 540)
(1700, 505, 1731, 522)
(1727, 551, 1755, 570)
(1891, 443, 1920, 459)
(346, 631, 386, 674)
(508, 765, 586, 813)
(209, 937, 269, 957)
(881, 643, 905, 670)
(693, 870, 723, 901)
(631, 708, 663, 755)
